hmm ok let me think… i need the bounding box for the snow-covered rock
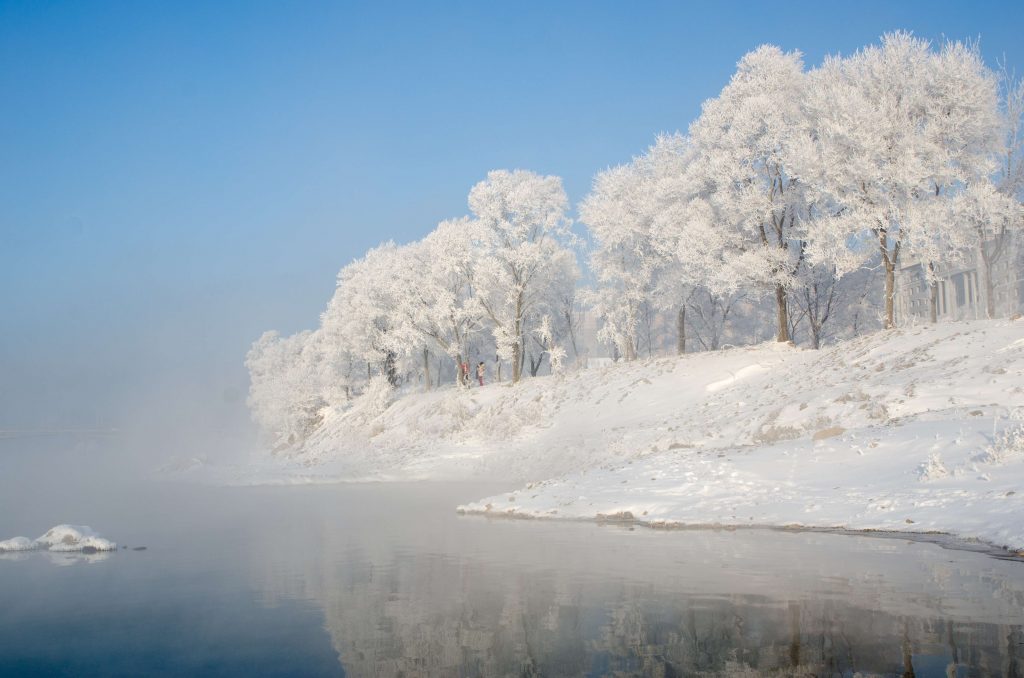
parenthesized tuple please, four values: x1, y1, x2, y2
(33, 525, 117, 552)
(0, 536, 34, 552)
(0, 525, 117, 553)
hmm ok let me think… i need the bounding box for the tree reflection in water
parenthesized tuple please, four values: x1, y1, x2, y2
(245, 484, 1024, 677)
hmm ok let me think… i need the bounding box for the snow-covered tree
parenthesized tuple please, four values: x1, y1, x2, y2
(524, 247, 579, 375)
(975, 68, 1024, 317)
(581, 160, 659, 361)
(392, 218, 487, 387)
(685, 290, 748, 352)
(685, 45, 812, 342)
(321, 242, 414, 387)
(789, 262, 841, 349)
(797, 32, 1003, 329)
(956, 182, 1024, 317)
(245, 330, 328, 449)
(999, 68, 1024, 200)
(583, 133, 706, 357)
(469, 169, 577, 383)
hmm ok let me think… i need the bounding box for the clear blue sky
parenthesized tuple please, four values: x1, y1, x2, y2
(2, 1, 1022, 434)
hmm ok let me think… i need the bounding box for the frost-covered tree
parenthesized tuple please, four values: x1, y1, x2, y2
(245, 330, 329, 448)
(583, 133, 707, 357)
(643, 135, 703, 354)
(975, 69, 1024, 317)
(391, 218, 487, 387)
(797, 33, 1003, 329)
(956, 182, 1024, 317)
(321, 242, 413, 387)
(643, 133, 756, 353)
(686, 45, 811, 343)
(1000, 68, 1024, 200)
(524, 247, 579, 375)
(789, 262, 842, 349)
(581, 159, 661, 360)
(685, 290, 748, 352)
(469, 169, 577, 383)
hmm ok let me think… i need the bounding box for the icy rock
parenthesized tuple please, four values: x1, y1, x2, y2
(0, 536, 34, 552)
(34, 525, 117, 552)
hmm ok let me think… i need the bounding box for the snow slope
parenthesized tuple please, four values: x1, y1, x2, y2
(247, 319, 1024, 551)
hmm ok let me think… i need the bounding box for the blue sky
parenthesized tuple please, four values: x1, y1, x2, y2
(1, 1, 1022, 433)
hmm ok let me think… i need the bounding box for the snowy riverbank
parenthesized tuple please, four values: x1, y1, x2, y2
(234, 319, 1024, 551)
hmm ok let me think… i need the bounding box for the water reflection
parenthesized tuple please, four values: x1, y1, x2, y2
(244, 485, 1024, 677)
(1, 470, 1022, 676)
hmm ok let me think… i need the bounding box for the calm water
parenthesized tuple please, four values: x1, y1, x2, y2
(1, 441, 1023, 677)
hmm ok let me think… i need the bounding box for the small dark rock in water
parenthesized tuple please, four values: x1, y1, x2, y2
(132, 546, 147, 551)
(122, 545, 128, 550)
(81, 546, 98, 554)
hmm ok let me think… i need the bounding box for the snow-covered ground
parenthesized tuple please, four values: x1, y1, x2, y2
(229, 319, 1024, 551)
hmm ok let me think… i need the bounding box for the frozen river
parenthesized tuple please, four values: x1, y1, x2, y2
(1, 441, 1022, 676)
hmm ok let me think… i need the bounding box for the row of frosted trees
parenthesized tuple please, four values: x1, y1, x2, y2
(246, 170, 580, 445)
(247, 33, 1023, 447)
(585, 32, 1023, 359)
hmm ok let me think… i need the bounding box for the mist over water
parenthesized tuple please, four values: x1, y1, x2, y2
(1, 467, 1022, 676)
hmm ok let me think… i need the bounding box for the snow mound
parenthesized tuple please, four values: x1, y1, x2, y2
(34, 525, 117, 552)
(916, 453, 949, 481)
(0, 536, 34, 552)
(0, 525, 117, 553)
(705, 363, 772, 393)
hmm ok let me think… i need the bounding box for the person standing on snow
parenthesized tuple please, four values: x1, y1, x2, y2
(476, 361, 485, 387)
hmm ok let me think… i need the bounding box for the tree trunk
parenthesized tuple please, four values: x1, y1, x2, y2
(624, 338, 637, 362)
(564, 309, 579, 360)
(383, 351, 398, 387)
(456, 352, 466, 386)
(979, 242, 997, 318)
(528, 352, 544, 377)
(511, 293, 523, 383)
(984, 268, 996, 318)
(422, 348, 431, 392)
(775, 283, 790, 342)
(519, 334, 527, 376)
(511, 339, 522, 384)
(884, 258, 896, 330)
(928, 262, 938, 323)
(676, 306, 686, 355)
(879, 229, 899, 330)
